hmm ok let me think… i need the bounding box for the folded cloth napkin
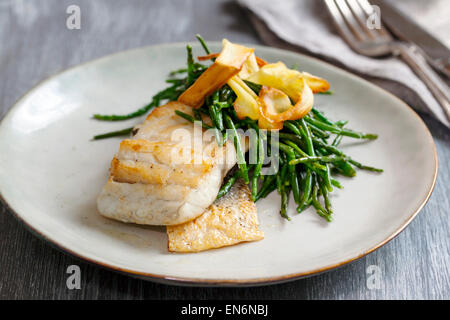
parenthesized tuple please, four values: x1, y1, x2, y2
(237, 0, 450, 128)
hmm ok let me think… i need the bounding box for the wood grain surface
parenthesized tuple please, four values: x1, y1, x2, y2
(0, 0, 448, 300)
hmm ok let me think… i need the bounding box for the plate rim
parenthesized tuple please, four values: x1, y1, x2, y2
(0, 42, 439, 287)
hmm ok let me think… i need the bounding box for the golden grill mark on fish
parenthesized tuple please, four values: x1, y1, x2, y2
(167, 180, 264, 253)
(97, 101, 239, 226)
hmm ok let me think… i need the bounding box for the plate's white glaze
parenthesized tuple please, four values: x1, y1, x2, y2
(0, 43, 437, 286)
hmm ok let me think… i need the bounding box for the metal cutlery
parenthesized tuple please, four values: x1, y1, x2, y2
(325, 0, 450, 122)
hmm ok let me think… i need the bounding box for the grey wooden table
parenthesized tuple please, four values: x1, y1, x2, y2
(0, 0, 449, 300)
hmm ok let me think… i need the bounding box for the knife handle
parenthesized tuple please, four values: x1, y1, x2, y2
(421, 49, 450, 79)
(395, 43, 450, 123)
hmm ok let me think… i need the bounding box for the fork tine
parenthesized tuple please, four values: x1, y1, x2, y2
(357, 0, 375, 15)
(346, 0, 377, 39)
(324, 0, 360, 46)
(335, 0, 369, 41)
(356, 0, 391, 39)
(327, 0, 394, 57)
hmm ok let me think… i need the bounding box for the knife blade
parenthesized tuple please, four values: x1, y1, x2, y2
(371, 0, 450, 78)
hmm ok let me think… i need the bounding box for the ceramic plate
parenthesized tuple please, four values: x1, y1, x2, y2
(0, 43, 437, 286)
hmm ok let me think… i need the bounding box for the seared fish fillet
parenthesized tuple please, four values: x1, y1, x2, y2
(97, 101, 238, 225)
(167, 180, 264, 253)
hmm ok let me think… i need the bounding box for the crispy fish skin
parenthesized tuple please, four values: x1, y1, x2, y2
(97, 102, 237, 226)
(167, 180, 264, 253)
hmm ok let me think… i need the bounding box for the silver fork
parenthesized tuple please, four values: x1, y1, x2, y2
(325, 0, 450, 122)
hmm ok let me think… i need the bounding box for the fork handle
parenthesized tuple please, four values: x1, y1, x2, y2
(394, 43, 450, 122)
